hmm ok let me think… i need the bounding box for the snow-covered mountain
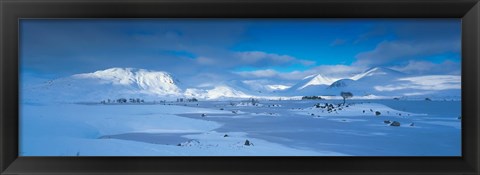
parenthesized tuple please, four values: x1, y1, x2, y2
(23, 68, 183, 103)
(291, 74, 337, 90)
(323, 67, 407, 96)
(282, 73, 337, 96)
(277, 67, 460, 99)
(73, 68, 183, 95)
(22, 68, 257, 103)
(349, 67, 405, 81)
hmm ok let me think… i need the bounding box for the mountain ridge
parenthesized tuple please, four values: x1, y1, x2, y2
(22, 67, 461, 103)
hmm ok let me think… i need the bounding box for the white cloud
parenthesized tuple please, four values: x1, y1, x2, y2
(235, 51, 315, 66)
(330, 39, 347, 46)
(354, 40, 460, 66)
(235, 69, 278, 78)
(374, 75, 460, 91)
(196, 57, 216, 65)
(389, 60, 460, 75)
(308, 65, 366, 78)
(266, 84, 291, 90)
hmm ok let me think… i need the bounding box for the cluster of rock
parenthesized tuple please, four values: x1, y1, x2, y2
(177, 139, 201, 147)
(314, 103, 348, 113)
(384, 120, 400, 126)
(383, 120, 415, 127)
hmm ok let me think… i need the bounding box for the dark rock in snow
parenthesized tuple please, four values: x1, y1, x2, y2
(384, 120, 392, 124)
(410, 123, 415, 126)
(201, 114, 207, 117)
(375, 111, 381, 116)
(224, 134, 229, 137)
(244, 139, 252, 146)
(390, 121, 401, 127)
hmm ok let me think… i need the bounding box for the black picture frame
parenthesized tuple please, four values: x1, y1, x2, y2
(1, 0, 479, 174)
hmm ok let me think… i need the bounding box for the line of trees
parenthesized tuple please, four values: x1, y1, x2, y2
(100, 98, 145, 104)
(176, 98, 198, 102)
(301, 96, 324, 100)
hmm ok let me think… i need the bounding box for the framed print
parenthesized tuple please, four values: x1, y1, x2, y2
(18, 18, 462, 157)
(1, 0, 479, 174)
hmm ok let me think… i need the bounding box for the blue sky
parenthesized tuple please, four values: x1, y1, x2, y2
(20, 19, 461, 87)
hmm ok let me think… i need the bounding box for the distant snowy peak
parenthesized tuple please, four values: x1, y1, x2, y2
(73, 67, 182, 95)
(297, 74, 336, 90)
(350, 67, 404, 81)
(207, 86, 249, 98)
(185, 85, 250, 100)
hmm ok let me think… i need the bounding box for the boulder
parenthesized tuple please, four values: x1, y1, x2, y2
(375, 111, 381, 116)
(390, 121, 401, 127)
(244, 139, 252, 146)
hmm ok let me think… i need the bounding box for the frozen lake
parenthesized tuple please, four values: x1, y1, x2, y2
(20, 99, 461, 156)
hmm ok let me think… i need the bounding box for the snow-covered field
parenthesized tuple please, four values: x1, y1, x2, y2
(20, 99, 461, 156)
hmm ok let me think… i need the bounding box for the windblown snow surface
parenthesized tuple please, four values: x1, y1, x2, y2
(21, 99, 460, 156)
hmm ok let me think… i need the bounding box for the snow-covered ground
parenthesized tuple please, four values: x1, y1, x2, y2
(20, 99, 461, 156)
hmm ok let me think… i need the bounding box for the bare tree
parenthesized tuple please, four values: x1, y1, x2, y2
(340, 92, 353, 105)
